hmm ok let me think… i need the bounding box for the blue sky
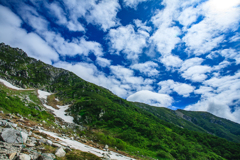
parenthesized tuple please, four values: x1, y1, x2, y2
(0, 0, 240, 123)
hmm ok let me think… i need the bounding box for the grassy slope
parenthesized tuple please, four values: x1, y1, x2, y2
(1, 43, 240, 159)
(133, 102, 240, 143)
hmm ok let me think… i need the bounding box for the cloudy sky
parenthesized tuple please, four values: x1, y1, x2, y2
(0, 0, 240, 123)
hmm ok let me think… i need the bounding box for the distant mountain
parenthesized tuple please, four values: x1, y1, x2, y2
(134, 102, 240, 143)
(1, 42, 240, 160)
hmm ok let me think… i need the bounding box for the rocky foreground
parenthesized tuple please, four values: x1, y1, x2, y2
(0, 112, 135, 160)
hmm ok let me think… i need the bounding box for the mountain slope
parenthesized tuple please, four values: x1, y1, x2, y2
(133, 102, 240, 143)
(1, 43, 240, 159)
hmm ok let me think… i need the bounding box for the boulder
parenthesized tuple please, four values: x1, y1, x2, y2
(52, 143, 62, 148)
(55, 147, 66, 157)
(38, 153, 56, 160)
(1, 128, 28, 143)
(18, 153, 31, 160)
(8, 152, 17, 160)
(46, 140, 53, 146)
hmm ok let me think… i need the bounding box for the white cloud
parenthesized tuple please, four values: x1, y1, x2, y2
(54, 62, 154, 99)
(47, 2, 85, 32)
(53, 61, 128, 97)
(127, 90, 173, 107)
(186, 71, 240, 123)
(14, 4, 104, 58)
(180, 57, 204, 71)
(179, 58, 212, 82)
(96, 57, 111, 67)
(160, 55, 183, 69)
(219, 49, 240, 64)
(178, 6, 199, 30)
(130, 61, 159, 77)
(0, 5, 58, 64)
(85, 0, 121, 31)
(134, 19, 152, 33)
(229, 33, 240, 42)
(194, 86, 213, 95)
(150, 26, 181, 56)
(158, 80, 195, 97)
(43, 32, 103, 57)
(123, 0, 148, 9)
(182, 0, 240, 55)
(150, 0, 181, 56)
(110, 65, 153, 85)
(181, 65, 212, 82)
(213, 60, 231, 70)
(207, 49, 240, 64)
(107, 24, 149, 60)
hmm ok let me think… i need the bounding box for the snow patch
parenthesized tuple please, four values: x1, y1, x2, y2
(0, 78, 23, 90)
(40, 130, 135, 160)
(38, 90, 52, 99)
(38, 90, 74, 123)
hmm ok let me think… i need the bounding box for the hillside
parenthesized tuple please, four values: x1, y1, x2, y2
(134, 103, 240, 143)
(1, 43, 240, 160)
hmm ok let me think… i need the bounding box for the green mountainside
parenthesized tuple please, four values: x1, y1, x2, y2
(134, 103, 240, 143)
(1, 43, 240, 159)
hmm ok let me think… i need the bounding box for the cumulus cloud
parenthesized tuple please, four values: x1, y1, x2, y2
(127, 90, 173, 107)
(181, 65, 212, 82)
(54, 62, 155, 98)
(150, 26, 181, 56)
(130, 61, 159, 77)
(123, 0, 148, 9)
(158, 80, 195, 97)
(207, 49, 240, 64)
(0, 5, 58, 64)
(13, 3, 104, 58)
(219, 49, 240, 64)
(150, 0, 181, 56)
(179, 58, 204, 71)
(107, 24, 149, 60)
(182, 0, 240, 55)
(46, 2, 85, 32)
(96, 57, 111, 68)
(110, 65, 154, 87)
(54, 61, 128, 97)
(178, 58, 212, 82)
(160, 55, 183, 69)
(186, 71, 240, 123)
(85, 0, 121, 31)
(229, 33, 240, 42)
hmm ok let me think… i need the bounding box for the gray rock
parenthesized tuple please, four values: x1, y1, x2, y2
(102, 153, 111, 160)
(1, 128, 28, 143)
(52, 143, 62, 148)
(55, 147, 66, 157)
(8, 152, 17, 160)
(18, 153, 31, 160)
(26, 143, 35, 147)
(29, 152, 41, 160)
(39, 153, 55, 160)
(38, 139, 47, 144)
(105, 144, 109, 149)
(46, 140, 53, 146)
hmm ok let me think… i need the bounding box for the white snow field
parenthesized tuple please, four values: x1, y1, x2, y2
(40, 130, 135, 160)
(37, 90, 74, 123)
(0, 78, 24, 90)
(0, 78, 34, 90)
